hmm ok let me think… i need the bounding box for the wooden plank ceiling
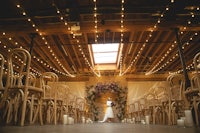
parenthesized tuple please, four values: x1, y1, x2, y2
(0, 0, 199, 81)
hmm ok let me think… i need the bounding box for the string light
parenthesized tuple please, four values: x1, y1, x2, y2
(146, 31, 199, 75)
(0, 32, 72, 77)
(119, 0, 125, 76)
(52, 1, 100, 77)
(78, 44, 101, 77)
(16, 3, 75, 77)
(0, 46, 41, 77)
(145, 3, 200, 75)
(93, 0, 98, 43)
(121, 1, 173, 76)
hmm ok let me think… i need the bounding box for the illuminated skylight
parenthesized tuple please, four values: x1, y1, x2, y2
(92, 43, 119, 64)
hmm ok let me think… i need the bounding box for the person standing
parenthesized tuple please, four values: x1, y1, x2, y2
(99, 97, 114, 123)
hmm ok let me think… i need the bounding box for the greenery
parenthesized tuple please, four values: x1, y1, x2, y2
(85, 82, 127, 121)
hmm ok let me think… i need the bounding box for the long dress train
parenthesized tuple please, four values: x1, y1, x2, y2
(99, 100, 114, 122)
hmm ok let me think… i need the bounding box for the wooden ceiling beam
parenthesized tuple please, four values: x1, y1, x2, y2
(33, 38, 64, 73)
(0, 20, 199, 37)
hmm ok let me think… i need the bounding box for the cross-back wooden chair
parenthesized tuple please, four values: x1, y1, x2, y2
(65, 92, 77, 122)
(167, 74, 185, 125)
(126, 103, 135, 119)
(54, 84, 67, 123)
(144, 93, 159, 124)
(75, 97, 86, 123)
(0, 54, 6, 124)
(40, 72, 60, 125)
(184, 52, 200, 126)
(2, 48, 43, 126)
(0, 54, 5, 106)
(132, 101, 141, 123)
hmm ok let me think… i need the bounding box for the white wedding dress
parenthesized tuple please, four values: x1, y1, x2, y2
(99, 100, 114, 122)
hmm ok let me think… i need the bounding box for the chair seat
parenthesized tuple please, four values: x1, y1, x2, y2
(8, 86, 43, 93)
(0, 87, 5, 92)
(185, 88, 199, 95)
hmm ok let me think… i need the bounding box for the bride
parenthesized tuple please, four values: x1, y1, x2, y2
(99, 97, 114, 123)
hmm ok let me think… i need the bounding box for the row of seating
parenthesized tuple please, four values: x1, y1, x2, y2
(126, 52, 200, 126)
(0, 48, 87, 126)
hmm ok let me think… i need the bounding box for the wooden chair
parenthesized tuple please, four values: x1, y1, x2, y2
(144, 93, 159, 124)
(151, 86, 169, 125)
(2, 48, 43, 126)
(126, 103, 134, 119)
(66, 92, 77, 121)
(155, 87, 169, 125)
(0, 54, 6, 124)
(166, 74, 185, 125)
(40, 72, 62, 125)
(194, 52, 200, 73)
(75, 97, 86, 123)
(61, 85, 70, 115)
(184, 52, 200, 126)
(55, 84, 67, 123)
(132, 101, 141, 123)
(193, 52, 200, 95)
(26, 73, 44, 125)
(0, 54, 5, 106)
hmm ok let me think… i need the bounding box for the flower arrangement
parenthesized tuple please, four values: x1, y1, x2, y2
(85, 82, 127, 121)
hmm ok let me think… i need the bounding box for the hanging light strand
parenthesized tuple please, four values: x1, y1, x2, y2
(93, 0, 98, 43)
(119, 0, 125, 76)
(53, 1, 100, 77)
(168, 31, 199, 75)
(146, 31, 199, 75)
(78, 44, 101, 77)
(52, 2, 77, 38)
(120, 2, 174, 76)
(0, 32, 42, 76)
(145, 4, 200, 75)
(0, 32, 72, 77)
(16, 3, 75, 77)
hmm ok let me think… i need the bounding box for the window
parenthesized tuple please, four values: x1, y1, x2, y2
(92, 43, 119, 64)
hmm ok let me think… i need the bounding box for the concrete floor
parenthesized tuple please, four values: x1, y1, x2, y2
(0, 123, 200, 133)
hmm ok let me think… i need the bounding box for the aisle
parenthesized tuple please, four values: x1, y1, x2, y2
(0, 123, 200, 133)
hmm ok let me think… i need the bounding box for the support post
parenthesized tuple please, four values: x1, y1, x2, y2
(174, 28, 191, 89)
(29, 33, 37, 55)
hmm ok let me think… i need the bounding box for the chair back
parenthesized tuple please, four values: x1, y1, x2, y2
(58, 84, 70, 104)
(6, 48, 31, 89)
(167, 74, 185, 100)
(192, 52, 200, 94)
(75, 97, 85, 111)
(133, 101, 140, 112)
(40, 72, 58, 99)
(0, 54, 5, 89)
(194, 52, 200, 73)
(67, 92, 76, 108)
(128, 103, 135, 114)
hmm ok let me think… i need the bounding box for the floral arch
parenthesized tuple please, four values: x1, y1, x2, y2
(85, 82, 127, 121)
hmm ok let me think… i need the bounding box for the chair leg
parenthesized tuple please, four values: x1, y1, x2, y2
(14, 94, 21, 124)
(39, 99, 43, 125)
(6, 101, 13, 124)
(20, 92, 28, 126)
(46, 105, 51, 124)
(194, 101, 199, 126)
(3, 101, 9, 120)
(32, 103, 39, 124)
(29, 95, 35, 124)
(54, 100, 57, 125)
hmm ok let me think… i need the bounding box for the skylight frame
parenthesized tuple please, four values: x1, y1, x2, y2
(92, 43, 120, 64)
